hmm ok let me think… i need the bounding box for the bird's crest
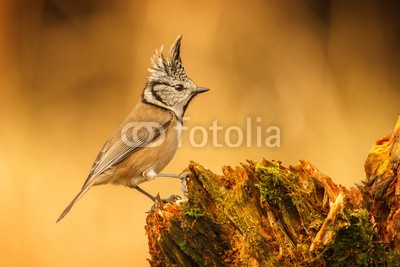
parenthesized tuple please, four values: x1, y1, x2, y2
(148, 34, 188, 83)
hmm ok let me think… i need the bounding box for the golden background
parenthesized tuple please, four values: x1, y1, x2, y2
(0, 0, 399, 266)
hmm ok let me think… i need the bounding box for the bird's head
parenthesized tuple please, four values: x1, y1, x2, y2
(142, 35, 209, 119)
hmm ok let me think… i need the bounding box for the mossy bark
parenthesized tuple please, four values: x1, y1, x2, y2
(145, 116, 400, 266)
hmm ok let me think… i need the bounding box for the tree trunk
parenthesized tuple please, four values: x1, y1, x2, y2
(145, 116, 400, 266)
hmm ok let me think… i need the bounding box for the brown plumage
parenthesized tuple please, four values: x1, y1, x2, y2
(57, 35, 208, 222)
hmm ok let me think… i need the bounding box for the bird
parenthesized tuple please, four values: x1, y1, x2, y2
(57, 35, 209, 222)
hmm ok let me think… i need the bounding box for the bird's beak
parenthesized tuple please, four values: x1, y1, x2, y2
(194, 87, 209, 94)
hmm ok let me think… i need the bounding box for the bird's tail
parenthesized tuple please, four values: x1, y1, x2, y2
(56, 184, 93, 223)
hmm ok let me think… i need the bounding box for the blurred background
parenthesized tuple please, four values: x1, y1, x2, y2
(0, 0, 399, 266)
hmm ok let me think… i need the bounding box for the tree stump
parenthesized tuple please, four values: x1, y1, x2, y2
(145, 116, 400, 266)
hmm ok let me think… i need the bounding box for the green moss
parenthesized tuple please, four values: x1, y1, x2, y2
(183, 209, 205, 218)
(319, 209, 398, 266)
(387, 252, 400, 266)
(256, 162, 287, 205)
(177, 241, 188, 252)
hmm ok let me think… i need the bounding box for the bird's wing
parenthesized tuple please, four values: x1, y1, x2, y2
(57, 117, 173, 223)
(81, 118, 172, 188)
(88, 138, 112, 177)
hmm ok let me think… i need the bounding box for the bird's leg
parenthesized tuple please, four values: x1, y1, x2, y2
(131, 185, 181, 204)
(132, 185, 155, 201)
(156, 172, 189, 179)
(155, 173, 177, 178)
(156, 172, 189, 197)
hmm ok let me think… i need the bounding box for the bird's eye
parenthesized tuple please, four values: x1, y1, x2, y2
(174, 84, 184, 91)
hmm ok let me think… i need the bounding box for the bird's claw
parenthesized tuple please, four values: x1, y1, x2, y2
(179, 171, 189, 180)
(162, 194, 182, 204)
(150, 194, 182, 212)
(179, 171, 189, 197)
